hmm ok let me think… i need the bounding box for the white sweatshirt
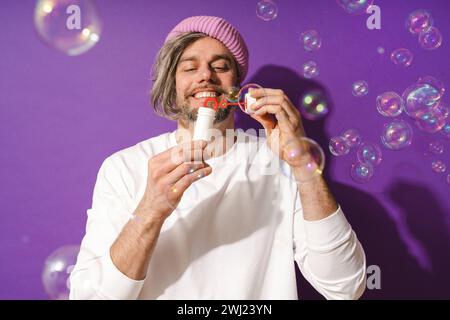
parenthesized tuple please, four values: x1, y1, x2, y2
(69, 129, 366, 300)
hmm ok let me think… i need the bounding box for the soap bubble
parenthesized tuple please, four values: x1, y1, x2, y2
(390, 48, 413, 67)
(300, 30, 322, 51)
(431, 160, 446, 173)
(341, 128, 362, 148)
(447, 174, 450, 185)
(376, 91, 404, 117)
(402, 84, 441, 118)
(357, 142, 383, 166)
(416, 76, 445, 98)
(337, 0, 374, 15)
(225, 86, 240, 103)
(377, 47, 385, 54)
(406, 9, 433, 35)
(350, 162, 374, 183)
(414, 107, 447, 133)
(34, 0, 102, 56)
(419, 27, 443, 50)
(283, 137, 325, 182)
(329, 136, 350, 156)
(299, 91, 329, 120)
(381, 120, 413, 150)
(352, 80, 369, 97)
(42, 245, 79, 300)
(237, 83, 265, 114)
(302, 60, 319, 79)
(429, 141, 444, 155)
(440, 123, 450, 140)
(256, 0, 278, 21)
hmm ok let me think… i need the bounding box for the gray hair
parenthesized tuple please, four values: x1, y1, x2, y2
(150, 32, 240, 120)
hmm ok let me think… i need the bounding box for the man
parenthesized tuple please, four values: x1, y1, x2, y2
(69, 16, 366, 300)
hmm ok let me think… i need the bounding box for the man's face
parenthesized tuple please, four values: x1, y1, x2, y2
(175, 37, 238, 123)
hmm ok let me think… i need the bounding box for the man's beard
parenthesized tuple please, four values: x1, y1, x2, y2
(179, 101, 233, 124)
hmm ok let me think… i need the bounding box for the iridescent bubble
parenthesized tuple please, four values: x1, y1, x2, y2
(299, 91, 329, 120)
(429, 141, 444, 155)
(352, 80, 369, 97)
(42, 245, 79, 300)
(447, 174, 450, 185)
(329, 136, 350, 156)
(350, 162, 374, 183)
(341, 128, 362, 148)
(283, 137, 325, 182)
(357, 142, 383, 166)
(381, 120, 413, 150)
(406, 9, 433, 35)
(376, 91, 404, 117)
(225, 86, 240, 103)
(256, 0, 278, 21)
(377, 47, 385, 54)
(417, 76, 445, 98)
(414, 107, 447, 133)
(302, 60, 319, 79)
(390, 48, 413, 67)
(434, 103, 449, 119)
(337, 0, 374, 15)
(440, 123, 450, 140)
(419, 27, 443, 50)
(237, 83, 265, 114)
(402, 84, 441, 118)
(300, 30, 322, 51)
(431, 160, 446, 173)
(34, 0, 102, 56)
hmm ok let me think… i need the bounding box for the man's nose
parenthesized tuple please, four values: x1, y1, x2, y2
(196, 65, 214, 83)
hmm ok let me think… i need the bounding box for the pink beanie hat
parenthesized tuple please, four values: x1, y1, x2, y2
(165, 16, 249, 81)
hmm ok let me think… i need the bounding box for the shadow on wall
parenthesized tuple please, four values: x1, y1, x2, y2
(237, 65, 450, 299)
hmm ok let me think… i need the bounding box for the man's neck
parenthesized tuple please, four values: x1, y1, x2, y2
(176, 113, 236, 159)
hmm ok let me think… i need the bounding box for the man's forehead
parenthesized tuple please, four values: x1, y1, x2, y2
(180, 37, 232, 62)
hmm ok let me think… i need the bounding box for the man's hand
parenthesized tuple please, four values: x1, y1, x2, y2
(135, 140, 212, 223)
(248, 88, 307, 166)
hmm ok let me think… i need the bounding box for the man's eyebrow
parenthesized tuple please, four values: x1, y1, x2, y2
(179, 54, 232, 63)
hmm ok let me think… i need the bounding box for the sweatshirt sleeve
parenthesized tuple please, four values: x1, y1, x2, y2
(293, 205, 367, 300)
(69, 157, 145, 300)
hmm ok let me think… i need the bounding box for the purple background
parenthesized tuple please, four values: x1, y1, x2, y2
(1, 0, 449, 299)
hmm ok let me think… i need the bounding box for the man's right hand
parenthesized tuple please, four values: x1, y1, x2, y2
(134, 140, 211, 223)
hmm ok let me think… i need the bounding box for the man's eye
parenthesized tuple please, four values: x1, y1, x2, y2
(185, 68, 196, 72)
(213, 66, 228, 71)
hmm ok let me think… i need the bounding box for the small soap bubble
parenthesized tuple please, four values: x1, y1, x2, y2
(302, 60, 319, 79)
(406, 9, 433, 35)
(341, 128, 362, 148)
(352, 80, 369, 97)
(300, 30, 322, 51)
(376, 91, 404, 117)
(256, 0, 278, 21)
(431, 160, 446, 173)
(377, 47, 385, 54)
(329, 136, 350, 156)
(391, 48, 413, 67)
(357, 142, 383, 166)
(419, 27, 443, 50)
(381, 120, 413, 150)
(299, 91, 329, 120)
(350, 162, 374, 183)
